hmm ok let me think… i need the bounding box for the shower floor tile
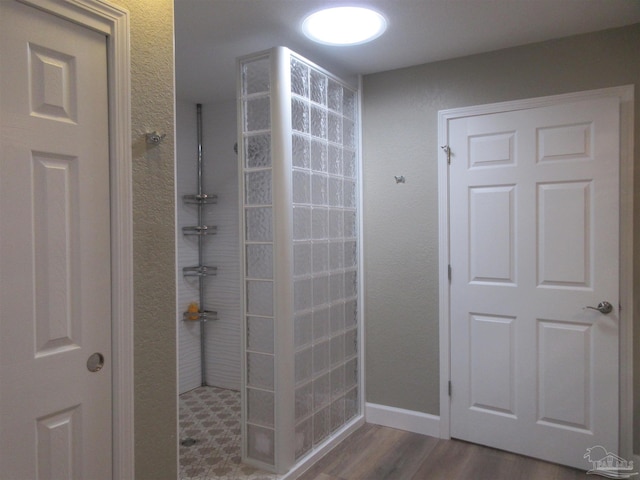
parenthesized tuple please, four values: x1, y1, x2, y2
(179, 386, 279, 480)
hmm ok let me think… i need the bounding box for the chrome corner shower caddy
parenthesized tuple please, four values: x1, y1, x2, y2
(182, 103, 218, 387)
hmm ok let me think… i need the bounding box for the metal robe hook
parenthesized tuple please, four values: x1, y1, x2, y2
(394, 175, 405, 184)
(145, 131, 166, 145)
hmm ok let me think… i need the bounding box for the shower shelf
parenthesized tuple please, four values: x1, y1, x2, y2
(181, 103, 218, 387)
(183, 265, 218, 277)
(183, 193, 218, 204)
(182, 310, 218, 322)
(182, 225, 217, 235)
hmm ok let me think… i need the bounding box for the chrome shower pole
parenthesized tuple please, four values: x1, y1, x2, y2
(196, 103, 206, 387)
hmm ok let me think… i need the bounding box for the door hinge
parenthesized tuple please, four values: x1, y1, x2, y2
(441, 145, 451, 164)
(448, 381, 452, 397)
(448, 264, 452, 282)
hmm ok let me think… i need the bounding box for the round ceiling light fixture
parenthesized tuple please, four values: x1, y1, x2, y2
(302, 6, 387, 46)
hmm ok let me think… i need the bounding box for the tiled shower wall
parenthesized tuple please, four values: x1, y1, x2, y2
(177, 99, 241, 393)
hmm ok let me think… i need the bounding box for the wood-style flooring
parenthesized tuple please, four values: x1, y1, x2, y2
(297, 423, 591, 480)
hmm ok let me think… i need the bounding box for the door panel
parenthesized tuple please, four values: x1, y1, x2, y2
(449, 96, 619, 469)
(0, 1, 112, 478)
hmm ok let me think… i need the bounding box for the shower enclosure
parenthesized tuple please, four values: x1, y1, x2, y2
(239, 47, 363, 474)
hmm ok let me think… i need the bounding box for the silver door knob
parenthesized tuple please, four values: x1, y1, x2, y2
(87, 352, 105, 372)
(586, 301, 613, 314)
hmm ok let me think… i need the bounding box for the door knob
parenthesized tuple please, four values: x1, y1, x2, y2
(86, 352, 105, 372)
(586, 301, 613, 314)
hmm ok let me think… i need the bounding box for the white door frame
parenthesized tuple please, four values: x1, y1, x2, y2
(437, 86, 634, 461)
(15, 0, 134, 477)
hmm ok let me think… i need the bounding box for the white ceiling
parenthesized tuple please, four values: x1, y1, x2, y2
(175, 0, 640, 104)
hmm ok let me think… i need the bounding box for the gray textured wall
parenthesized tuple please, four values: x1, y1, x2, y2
(110, 0, 178, 478)
(362, 24, 640, 452)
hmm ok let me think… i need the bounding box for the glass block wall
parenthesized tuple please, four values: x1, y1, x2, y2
(289, 54, 359, 461)
(240, 53, 277, 468)
(239, 48, 359, 474)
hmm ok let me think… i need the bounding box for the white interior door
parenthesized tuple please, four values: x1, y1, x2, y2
(448, 95, 620, 469)
(0, 1, 112, 478)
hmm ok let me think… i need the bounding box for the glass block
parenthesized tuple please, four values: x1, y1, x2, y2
(313, 307, 330, 341)
(245, 207, 272, 242)
(293, 242, 312, 276)
(329, 273, 344, 303)
(246, 280, 273, 316)
(310, 69, 327, 105)
(343, 209, 357, 238)
(313, 406, 331, 445)
(345, 328, 357, 358)
(247, 424, 275, 465)
(291, 57, 309, 97)
(247, 352, 274, 389)
(343, 149, 357, 178)
(313, 274, 329, 307)
(331, 366, 345, 400)
(295, 417, 313, 460)
(310, 105, 327, 139)
(329, 209, 343, 239)
(311, 173, 327, 206)
(295, 311, 312, 350)
(331, 334, 345, 367)
(247, 316, 274, 354)
(311, 139, 327, 172)
(328, 80, 343, 112)
(243, 57, 270, 95)
(330, 302, 345, 334)
(329, 241, 344, 270)
(344, 179, 356, 208)
(343, 240, 357, 269)
(345, 358, 358, 389)
(292, 169, 311, 204)
(312, 242, 328, 273)
(313, 371, 331, 408)
(345, 386, 359, 421)
(293, 206, 312, 240)
(342, 88, 356, 119)
(328, 112, 342, 144)
(328, 177, 343, 207)
(292, 134, 310, 169)
(245, 170, 272, 205)
(345, 299, 358, 329)
(292, 97, 309, 133)
(328, 145, 343, 176)
(296, 382, 313, 421)
(246, 244, 273, 279)
(344, 270, 357, 298)
(245, 96, 271, 132)
(245, 134, 271, 168)
(295, 347, 312, 386)
(343, 119, 356, 149)
(294, 277, 312, 312)
(331, 395, 345, 432)
(311, 207, 328, 240)
(313, 340, 330, 377)
(247, 388, 274, 427)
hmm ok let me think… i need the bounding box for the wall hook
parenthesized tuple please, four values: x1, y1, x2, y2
(394, 175, 405, 184)
(146, 131, 166, 145)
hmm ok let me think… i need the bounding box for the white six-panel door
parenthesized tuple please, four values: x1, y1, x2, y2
(448, 96, 620, 469)
(0, 1, 112, 478)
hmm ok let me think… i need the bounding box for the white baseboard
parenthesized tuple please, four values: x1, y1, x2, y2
(365, 402, 440, 438)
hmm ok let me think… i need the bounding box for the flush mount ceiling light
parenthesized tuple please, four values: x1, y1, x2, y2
(302, 6, 387, 46)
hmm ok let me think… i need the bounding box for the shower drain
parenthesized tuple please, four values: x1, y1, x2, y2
(180, 438, 197, 447)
